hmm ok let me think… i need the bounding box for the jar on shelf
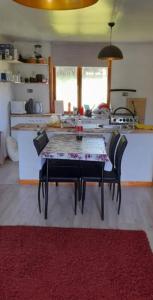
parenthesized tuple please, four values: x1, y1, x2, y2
(34, 44, 42, 63)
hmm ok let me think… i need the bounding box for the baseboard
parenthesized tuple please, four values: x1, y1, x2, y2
(17, 180, 39, 185)
(18, 180, 153, 187)
(121, 181, 153, 187)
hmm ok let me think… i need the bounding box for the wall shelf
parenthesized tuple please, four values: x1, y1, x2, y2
(13, 82, 48, 85)
(0, 60, 48, 65)
(0, 81, 48, 84)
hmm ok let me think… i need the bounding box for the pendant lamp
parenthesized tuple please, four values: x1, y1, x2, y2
(13, 0, 99, 10)
(98, 22, 123, 60)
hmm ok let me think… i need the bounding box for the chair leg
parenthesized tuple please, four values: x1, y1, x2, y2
(82, 181, 86, 214)
(42, 182, 45, 198)
(44, 181, 48, 219)
(55, 182, 59, 187)
(101, 181, 104, 220)
(112, 183, 115, 201)
(38, 180, 41, 213)
(74, 182, 78, 215)
(117, 182, 122, 214)
(116, 184, 119, 202)
(78, 179, 82, 201)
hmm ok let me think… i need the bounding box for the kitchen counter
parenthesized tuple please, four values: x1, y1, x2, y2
(11, 123, 125, 134)
(11, 123, 153, 134)
(12, 123, 153, 183)
(11, 113, 52, 117)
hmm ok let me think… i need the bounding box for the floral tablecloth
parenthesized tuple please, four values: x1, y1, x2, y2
(41, 135, 109, 162)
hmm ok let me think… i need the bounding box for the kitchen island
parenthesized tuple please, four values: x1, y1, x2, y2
(12, 124, 153, 184)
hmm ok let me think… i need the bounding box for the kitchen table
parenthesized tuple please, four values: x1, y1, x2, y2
(41, 134, 110, 218)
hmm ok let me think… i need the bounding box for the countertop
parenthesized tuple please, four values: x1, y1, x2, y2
(11, 113, 52, 117)
(11, 123, 153, 134)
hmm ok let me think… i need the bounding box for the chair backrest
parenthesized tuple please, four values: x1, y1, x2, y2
(115, 135, 128, 177)
(109, 131, 120, 166)
(33, 130, 49, 156)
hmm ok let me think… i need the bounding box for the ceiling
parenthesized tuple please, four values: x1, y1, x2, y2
(0, 0, 153, 43)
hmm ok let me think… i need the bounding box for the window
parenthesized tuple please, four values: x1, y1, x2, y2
(55, 66, 108, 111)
(82, 67, 107, 108)
(56, 66, 77, 111)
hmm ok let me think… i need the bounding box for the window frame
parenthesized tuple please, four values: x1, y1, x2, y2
(50, 64, 109, 113)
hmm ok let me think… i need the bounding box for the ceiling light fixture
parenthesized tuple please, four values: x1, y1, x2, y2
(13, 0, 99, 10)
(98, 22, 123, 60)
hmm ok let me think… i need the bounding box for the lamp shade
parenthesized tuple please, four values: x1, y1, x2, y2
(13, 0, 99, 10)
(98, 22, 123, 61)
(98, 44, 123, 60)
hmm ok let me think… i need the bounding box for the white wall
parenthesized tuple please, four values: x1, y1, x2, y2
(51, 41, 107, 67)
(111, 43, 153, 124)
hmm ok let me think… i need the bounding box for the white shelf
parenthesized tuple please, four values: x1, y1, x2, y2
(13, 82, 48, 85)
(0, 81, 48, 85)
(0, 60, 21, 64)
(0, 60, 48, 65)
(21, 63, 48, 66)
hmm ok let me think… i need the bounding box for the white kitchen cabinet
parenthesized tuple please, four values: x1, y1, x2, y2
(11, 115, 52, 126)
(11, 115, 52, 139)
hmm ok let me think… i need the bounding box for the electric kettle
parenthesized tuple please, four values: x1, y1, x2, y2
(33, 101, 43, 114)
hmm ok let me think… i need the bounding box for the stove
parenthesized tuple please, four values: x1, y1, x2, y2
(110, 106, 138, 125)
(110, 113, 138, 125)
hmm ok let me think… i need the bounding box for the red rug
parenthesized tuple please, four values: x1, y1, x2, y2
(0, 227, 153, 300)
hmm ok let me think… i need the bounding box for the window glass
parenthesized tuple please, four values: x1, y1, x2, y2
(56, 66, 77, 111)
(82, 67, 107, 109)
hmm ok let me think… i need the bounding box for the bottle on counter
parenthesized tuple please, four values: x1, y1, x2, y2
(79, 106, 84, 115)
(76, 118, 83, 141)
(68, 102, 71, 114)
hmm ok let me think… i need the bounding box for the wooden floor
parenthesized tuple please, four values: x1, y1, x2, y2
(0, 159, 153, 251)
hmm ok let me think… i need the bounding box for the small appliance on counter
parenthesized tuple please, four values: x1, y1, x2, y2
(11, 101, 26, 114)
(33, 101, 43, 114)
(25, 99, 43, 114)
(25, 99, 34, 114)
(110, 107, 138, 125)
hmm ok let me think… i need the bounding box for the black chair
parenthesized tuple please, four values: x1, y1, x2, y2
(108, 131, 120, 166)
(107, 131, 120, 199)
(33, 131, 81, 219)
(33, 130, 49, 155)
(81, 135, 128, 219)
(33, 130, 49, 212)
